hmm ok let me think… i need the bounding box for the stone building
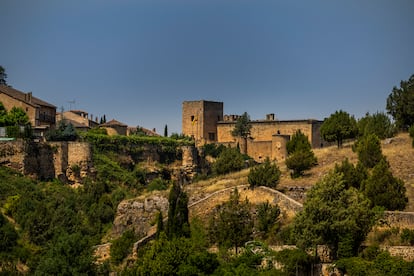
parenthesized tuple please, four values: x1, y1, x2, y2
(182, 100, 325, 162)
(56, 110, 99, 131)
(100, 119, 128, 136)
(182, 100, 223, 144)
(0, 85, 56, 136)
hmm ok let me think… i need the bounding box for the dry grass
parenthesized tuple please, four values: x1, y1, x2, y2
(187, 133, 414, 211)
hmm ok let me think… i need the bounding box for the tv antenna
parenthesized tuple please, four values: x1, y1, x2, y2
(67, 100, 75, 110)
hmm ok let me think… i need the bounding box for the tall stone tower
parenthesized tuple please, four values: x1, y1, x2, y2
(182, 100, 223, 145)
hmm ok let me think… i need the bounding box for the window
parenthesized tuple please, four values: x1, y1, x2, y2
(208, 132, 215, 141)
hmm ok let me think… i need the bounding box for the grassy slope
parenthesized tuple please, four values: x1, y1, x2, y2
(187, 133, 414, 211)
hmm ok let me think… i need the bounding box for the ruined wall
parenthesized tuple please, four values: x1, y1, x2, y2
(0, 140, 93, 183)
(246, 140, 272, 162)
(0, 140, 25, 171)
(382, 211, 414, 229)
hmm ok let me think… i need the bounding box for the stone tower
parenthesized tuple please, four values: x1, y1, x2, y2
(182, 100, 223, 145)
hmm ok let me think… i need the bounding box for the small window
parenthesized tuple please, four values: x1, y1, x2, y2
(208, 132, 215, 141)
(191, 115, 195, 122)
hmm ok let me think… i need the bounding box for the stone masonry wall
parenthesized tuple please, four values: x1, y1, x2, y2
(0, 140, 92, 182)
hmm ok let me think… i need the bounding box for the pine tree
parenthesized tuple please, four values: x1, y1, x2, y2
(167, 181, 190, 239)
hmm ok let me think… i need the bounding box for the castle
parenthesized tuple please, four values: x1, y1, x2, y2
(182, 100, 326, 162)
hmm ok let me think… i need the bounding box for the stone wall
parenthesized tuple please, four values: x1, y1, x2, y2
(182, 100, 223, 144)
(0, 140, 93, 182)
(381, 211, 414, 229)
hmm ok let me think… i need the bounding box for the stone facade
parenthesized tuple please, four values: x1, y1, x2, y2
(182, 100, 325, 162)
(0, 85, 56, 135)
(0, 140, 93, 183)
(182, 100, 223, 144)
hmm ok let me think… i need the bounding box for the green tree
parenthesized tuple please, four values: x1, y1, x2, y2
(362, 158, 408, 211)
(386, 74, 414, 130)
(111, 230, 136, 265)
(248, 158, 281, 189)
(285, 130, 317, 178)
(353, 134, 385, 168)
(409, 124, 414, 147)
(286, 129, 311, 154)
(231, 112, 251, 139)
(164, 124, 168, 137)
(320, 110, 358, 148)
(231, 112, 251, 154)
(212, 147, 245, 175)
(208, 188, 253, 254)
(256, 201, 280, 239)
(167, 182, 190, 239)
(7, 106, 29, 125)
(293, 171, 380, 259)
(357, 112, 396, 139)
(333, 158, 367, 189)
(156, 211, 164, 239)
(0, 102, 8, 126)
(0, 213, 18, 253)
(0, 65, 7, 85)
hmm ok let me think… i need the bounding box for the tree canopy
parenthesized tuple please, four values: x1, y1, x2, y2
(362, 158, 408, 211)
(293, 171, 380, 259)
(386, 74, 414, 130)
(357, 112, 396, 139)
(285, 130, 317, 178)
(208, 188, 253, 254)
(231, 112, 251, 139)
(320, 110, 358, 148)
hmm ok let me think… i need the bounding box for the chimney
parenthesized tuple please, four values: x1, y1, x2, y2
(25, 92, 32, 103)
(266, 113, 275, 121)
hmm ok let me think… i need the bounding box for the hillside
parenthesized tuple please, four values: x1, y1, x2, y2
(187, 132, 414, 211)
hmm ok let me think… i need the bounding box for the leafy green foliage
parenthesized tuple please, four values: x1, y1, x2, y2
(147, 178, 169, 191)
(336, 251, 414, 276)
(248, 158, 281, 189)
(409, 124, 414, 147)
(110, 230, 137, 265)
(320, 110, 358, 148)
(212, 147, 245, 175)
(286, 130, 311, 154)
(353, 134, 385, 168)
(0, 213, 18, 253)
(256, 201, 280, 239)
(362, 158, 407, 210)
(46, 120, 78, 141)
(208, 188, 253, 254)
(128, 233, 219, 276)
(386, 74, 414, 130)
(273, 248, 313, 275)
(357, 112, 396, 139)
(333, 158, 367, 189)
(167, 182, 190, 239)
(285, 130, 317, 178)
(202, 143, 226, 158)
(231, 112, 252, 139)
(293, 171, 380, 259)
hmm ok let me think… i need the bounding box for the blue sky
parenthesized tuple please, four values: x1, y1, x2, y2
(1, 0, 413, 134)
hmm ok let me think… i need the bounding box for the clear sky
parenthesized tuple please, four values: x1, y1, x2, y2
(1, 0, 413, 135)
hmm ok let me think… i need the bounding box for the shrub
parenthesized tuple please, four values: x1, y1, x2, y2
(248, 158, 281, 189)
(110, 230, 136, 265)
(285, 149, 317, 178)
(285, 130, 317, 178)
(353, 134, 385, 168)
(212, 147, 245, 175)
(400, 228, 414, 245)
(147, 178, 169, 191)
(409, 125, 414, 147)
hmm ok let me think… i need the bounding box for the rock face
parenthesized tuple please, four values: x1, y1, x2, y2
(111, 194, 169, 239)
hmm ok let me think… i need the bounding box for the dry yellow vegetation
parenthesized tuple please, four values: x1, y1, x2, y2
(187, 132, 414, 211)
